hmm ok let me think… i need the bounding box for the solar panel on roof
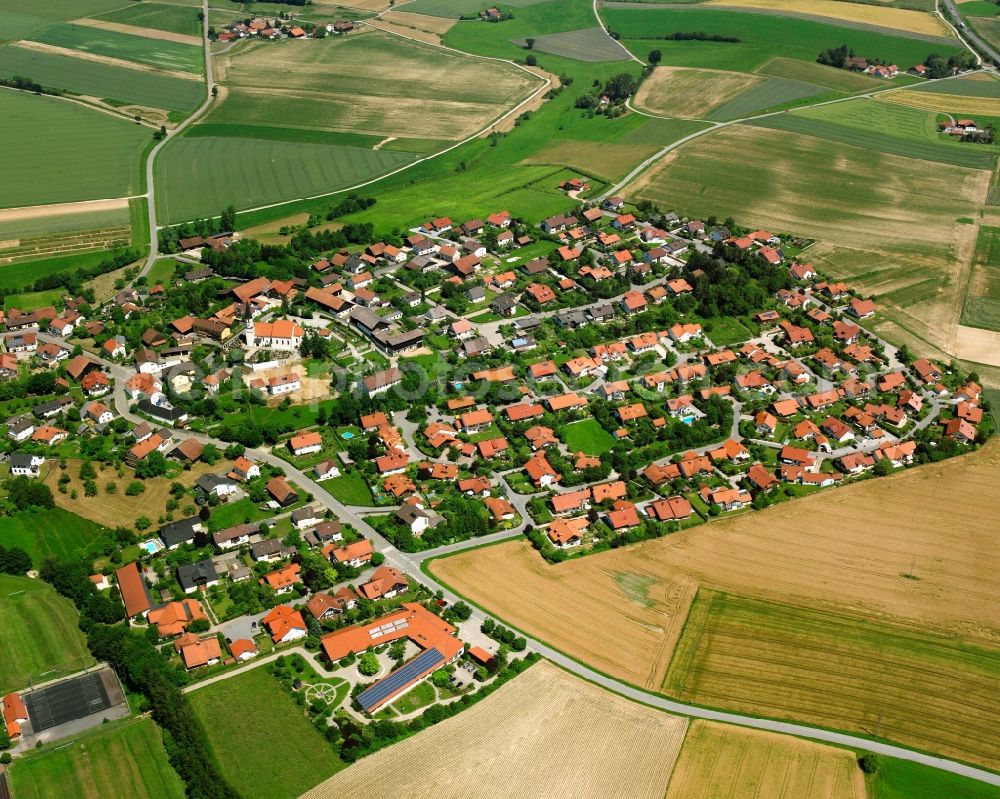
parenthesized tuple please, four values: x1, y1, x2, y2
(357, 648, 444, 712)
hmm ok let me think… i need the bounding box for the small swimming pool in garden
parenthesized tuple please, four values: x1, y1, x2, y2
(341, 431, 355, 440)
(140, 539, 164, 555)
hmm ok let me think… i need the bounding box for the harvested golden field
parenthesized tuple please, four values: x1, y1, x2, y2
(432, 442, 1000, 691)
(883, 89, 1000, 117)
(629, 124, 989, 360)
(44, 458, 230, 529)
(301, 660, 688, 799)
(956, 324, 1000, 366)
(665, 720, 867, 799)
(634, 67, 763, 119)
(665, 590, 1000, 770)
(380, 10, 456, 34)
(211, 33, 537, 140)
(704, 0, 950, 36)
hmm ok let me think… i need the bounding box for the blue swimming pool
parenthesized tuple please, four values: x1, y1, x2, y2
(341, 431, 354, 440)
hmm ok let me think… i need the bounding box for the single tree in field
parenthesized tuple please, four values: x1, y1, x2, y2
(648, 49, 661, 64)
(525, 37, 535, 50)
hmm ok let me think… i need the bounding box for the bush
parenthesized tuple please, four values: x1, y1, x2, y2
(125, 481, 145, 496)
(858, 753, 880, 774)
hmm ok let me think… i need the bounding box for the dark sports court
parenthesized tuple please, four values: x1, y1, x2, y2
(23, 670, 118, 732)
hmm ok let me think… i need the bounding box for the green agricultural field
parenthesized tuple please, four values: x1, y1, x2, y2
(185, 123, 384, 149)
(868, 756, 1000, 799)
(0, 574, 94, 694)
(1, 91, 149, 208)
(961, 224, 1000, 332)
(664, 590, 1000, 770)
(601, 7, 963, 72)
(706, 75, 828, 119)
(9, 718, 185, 799)
(208, 34, 536, 140)
(912, 72, 1000, 98)
(190, 668, 344, 799)
(0, 0, 126, 42)
(559, 418, 617, 455)
(0, 250, 116, 293)
(155, 136, 418, 223)
(751, 100, 998, 169)
(94, 2, 203, 36)
(0, 206, 129, 242)
(0, 507, 115, 564)
(510, 27, 633, 61)
(755, 56, 881, 91)
(33, 23, 203, 73)
(0, 46, 204, 111)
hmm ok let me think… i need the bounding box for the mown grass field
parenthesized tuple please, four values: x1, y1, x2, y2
(560, 418, 617, 455)
(209, 33, 536, 140)
(706, 75, 828, 119)
(1, 91, 149, 208)
(0, 574, 94, 694)
(404, 0, 550, 17)
(0, 0, 125, 42)
(9, 718, 185, 799)
(665, 720, 866, 799)
(510, 26, 632, 61)
(32, 22, 203, 73)
(94, 1, 203, 36)
(303, 661, 688, 799)
(635, 66, 764, 118)
(756, 55, 882, 91)
(156, 136, 418, 222)
(601, 7, 963, 72)
(190, 668, 344, 799)
(0, 45, 204, 111)
(665, 590, 1000, 770)
(0, 507, 115, 563)
(869, 757, 1000, 799)
(912, 71, 1000, 97)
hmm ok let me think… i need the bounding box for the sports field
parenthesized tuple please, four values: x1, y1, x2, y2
(601, 7, 964, 72)
(303, 660, 688, 799)
(155, 136, 418, 223)
(0, 91, 148, 209)
(666, 590, 1000, 770)
(8, 718, 184, 799)
(635, 67, 764, 118)
(189, 667, 344, 799)
(0, 507, 115, 564)
(665, 720, 866, 799)
(0, 45, 204, 111)
(431, 440, 1000, 690)
(0, 574, 94, 694)
(702, 0, 951, 36)
(32, 22, 203, 73)
(510, 27, 633, 61)
(209, 33, 537, 140)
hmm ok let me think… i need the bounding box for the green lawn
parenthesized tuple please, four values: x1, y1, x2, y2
(701, 316, 753, 346)
(390, 679, 436, 713)
(323, 469, 375, 506)
(560, 418, 616, 455)
(33, 23, 204, 73)
(9, 718, 185, 799)
(189, 668, 344, 799)
(146, 257, 179, 286)
(0, 91, 149, 209)
(0, 46, 204, 111)
(0, 574, 94, 694)
(602, 7, 963, 73)
(155, 136, 418, 223)
(205, 497, 275, 532)
(0, 507, 115, 564)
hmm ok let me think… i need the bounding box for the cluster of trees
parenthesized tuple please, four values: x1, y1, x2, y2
(817, 44, 862, 69)
(0, 369, 60, 402)
(0, 247, 137, 306)
(325, 194, 376, 221)
(691, 244, 792, 318)
(40, 559, 125, 625)
(574, 73, 639, 112)
(0, 545, 32, 575)
(480, 618, 527, 651)
(924, 50, 977, 78)
(1, 477, 54, 514)
(0, 74, 60, 95)
(653, 31, 740, 43)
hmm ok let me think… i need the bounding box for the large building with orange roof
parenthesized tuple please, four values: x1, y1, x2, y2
(321, 602, 463, 663)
